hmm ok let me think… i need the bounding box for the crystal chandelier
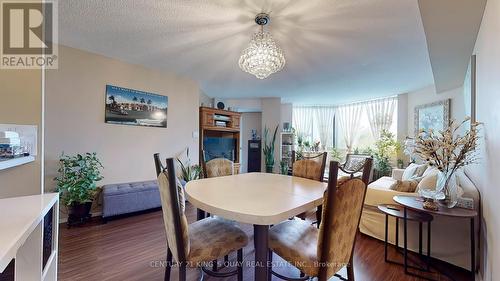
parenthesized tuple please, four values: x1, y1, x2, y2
(238, 13, 286, 79)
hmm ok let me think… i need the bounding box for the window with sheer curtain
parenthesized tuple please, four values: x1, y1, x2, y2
(292, 106, 336, 150)
(292, 96, 398, 152)
(336, 97, 398, 151)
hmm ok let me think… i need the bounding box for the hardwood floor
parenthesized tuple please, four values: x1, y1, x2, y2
(58, 202, 469, 281)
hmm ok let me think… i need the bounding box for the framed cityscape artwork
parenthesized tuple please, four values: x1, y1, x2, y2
(105, 85, 168, 128)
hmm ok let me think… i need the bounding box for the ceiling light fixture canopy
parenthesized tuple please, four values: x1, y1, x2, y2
(238, 13, 286, 79)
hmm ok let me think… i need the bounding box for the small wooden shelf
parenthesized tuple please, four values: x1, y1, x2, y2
(203, 126, 240, 133)
(0, 156, 35, 171)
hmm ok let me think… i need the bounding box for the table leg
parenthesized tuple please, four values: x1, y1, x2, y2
(254, 225, 269, 281)
(419, 222, 423, 256)
(403, 207, 408, 274)
(384, 214, 388, 262)
(471, 218, 475, 280)
(395, 218, 399, 250)
(427, 222, 431, 272)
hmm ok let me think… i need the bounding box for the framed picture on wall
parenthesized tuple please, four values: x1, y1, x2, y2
(105, 85, 168, 128)
(414, 99, 450, 136)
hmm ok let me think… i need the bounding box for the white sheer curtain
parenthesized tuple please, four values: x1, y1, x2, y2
(337, 103, 363, 152)
(292, 106, 315, 139)
(314, 106, 336, 149)
(366, 97, 397, 140)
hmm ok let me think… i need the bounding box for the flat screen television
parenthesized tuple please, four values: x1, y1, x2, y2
(203, 137, 236, 161)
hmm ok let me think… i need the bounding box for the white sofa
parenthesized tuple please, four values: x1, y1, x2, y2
(360, 168, 480, 270)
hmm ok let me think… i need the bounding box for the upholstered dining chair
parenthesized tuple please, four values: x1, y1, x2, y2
(201, 150, 234, 178)
(199, 151, 235, 223)
(341, 154, 373, 181)
(291, 151, 328, 182)
(154, 156, 248, 281)
(291, 151, 328, 223)
(268, 159, 373, 281)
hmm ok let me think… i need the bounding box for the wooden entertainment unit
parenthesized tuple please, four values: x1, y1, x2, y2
(199, 107, 241, 174)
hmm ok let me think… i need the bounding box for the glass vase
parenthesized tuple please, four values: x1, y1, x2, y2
(435, 170, 459, 208)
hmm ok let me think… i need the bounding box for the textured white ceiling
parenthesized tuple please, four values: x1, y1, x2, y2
(58, 0, 434, 104)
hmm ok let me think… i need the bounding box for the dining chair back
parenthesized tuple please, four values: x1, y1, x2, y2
(157, 158, 189, 264)
(153, 153, 165, 176)
(341, 154, 373, 182)
(317, 158, 373, 280)
(291, 151, 327, 182)
(202, 150, 234, 178)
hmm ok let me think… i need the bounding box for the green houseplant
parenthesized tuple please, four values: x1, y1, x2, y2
(263, 125, 279, 173)
(177, 161, 202, 182)
(177, 148, 202, 183)
(373, 130, 399, 179)
(329, 147, 343, 162)
(54, 152, 103, 225)
(280, 160, 289, 175)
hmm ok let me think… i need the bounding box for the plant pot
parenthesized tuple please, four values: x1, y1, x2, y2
(67, 202, 92, 227)
(265, 165, 274, 173)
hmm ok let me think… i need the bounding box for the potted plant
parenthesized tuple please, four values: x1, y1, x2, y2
(263, 125, 279, 173)
(330, 147, 343, 162)
(177, 148, 202, 184)
(279, 160, 289, 175)
(373, 130, 399, 180)
(177, 161, 202, 183)
(303, 140, 311, 151)
(55, 152, 103, 226)
(311, 141, 321, 152)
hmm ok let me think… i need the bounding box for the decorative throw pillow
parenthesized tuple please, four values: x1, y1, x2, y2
(416, 170, 439, 192)
(390, 179, 419, 193)
(402, 163, 419, 180)
(415, 164, 428, 177)
(422, 166, 439, 177)
(402, 163, 427, 180)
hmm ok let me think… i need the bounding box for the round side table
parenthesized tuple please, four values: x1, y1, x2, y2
(393, 195, 478, 281)
(378, 204, 433, 272)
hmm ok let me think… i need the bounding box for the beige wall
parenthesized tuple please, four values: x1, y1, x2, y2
(0, 69, 43, 198)
(280, 103, 293, 126)
(199, 90, 213, 107)
(406, 85, 465, 137)
(225, 98, 263, 112)
(468, 0, 500, 279)
(261, 98, 282, 172)
(396, 94, 408, 140)
(44, 46, 200, 193)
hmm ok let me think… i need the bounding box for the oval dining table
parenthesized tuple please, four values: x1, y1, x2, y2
(185, 172, 327, 280)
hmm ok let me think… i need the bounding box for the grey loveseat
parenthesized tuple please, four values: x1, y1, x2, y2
(102, 180, 161, 221)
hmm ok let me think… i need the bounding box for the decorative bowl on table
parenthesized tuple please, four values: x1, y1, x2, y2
(418, 188, 443, 211)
